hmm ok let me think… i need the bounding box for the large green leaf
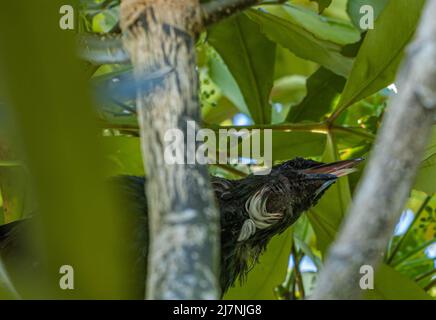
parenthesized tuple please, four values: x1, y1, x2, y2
(271, 132, 327, 161)
(307, 133, 352, 254)
(270, 75, 307, 123)
(365, 263, 432, 300)
(274, 45, 318, 80)
(208, 14, 276, 124)
(0, 0, 134, 298)
(271, 75, 307, 107)
(335, 0, 425, 113)
(220, 130, 326, 164)
(102, 136, 144, 177)
(202, 97, 239, 125)
(247, 8, 353, 77)
(286, 67, 346, 123)
(283, 4, 360, 46)
(207, 48, 251, 117)
(224, 229, 293, 299)
(347, 0, 389, 31)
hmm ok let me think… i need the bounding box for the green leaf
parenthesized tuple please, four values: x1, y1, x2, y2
(414, 155, 436, 195)
(422, 126, 436, 160)
(309, 0, 332, 13)
(224, 229, 292, 299)
(293, 236, 322, 270)
(102, 136, 144, 177)
(271, 132, 327, 161)
(207, 48, 251, 117)
(270, 75, 307, 123)
(270, 75, 307, 107)
(335, 0, 425, 113)
(365, 264, 432, 300)
(247, 8, 354, 77)
(286, 67, 346, 123)
(283, 4, 360, 46)
(414, 126, 436, 194)
(347, 0, 389, 31)
(208, 13, 276, 124)
(92, 6, 119, 33)
(274, 45, 318, 79)
(0, 260, 19, 299)
(224, 131, 327, 163)
(202, 97, 239, 125)
(307, 134, 352, 254)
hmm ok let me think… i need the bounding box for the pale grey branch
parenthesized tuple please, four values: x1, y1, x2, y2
(312, 0, 436, 300)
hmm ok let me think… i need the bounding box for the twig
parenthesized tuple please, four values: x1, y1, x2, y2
(423, 278, 436, 291)
(391, 240, 435, 267)
(201, 0, 287, 27)
(415, 267, 436, 282)
(204, 122, 329, 133)
(291, 244, 305, 299)
(201, 0, 262, 27)
(387, 195, 432, 264)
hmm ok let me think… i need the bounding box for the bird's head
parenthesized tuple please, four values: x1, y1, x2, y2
(223, 157, 364, 244)
(271, 157, 364, 213)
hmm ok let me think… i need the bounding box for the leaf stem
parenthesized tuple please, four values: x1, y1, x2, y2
(99, 118, 376, 144)
(415, 268, 436, 282)
(391, 240, 435, 267)
(205, 122, 329, 133)
(423, 278, 436, 292)
(200, 0, 287, 28)
(387, 195, 432, 264)
(331, 125, 375, 141)
(0, 160, 23, 167)
(291, 243, 305, 299)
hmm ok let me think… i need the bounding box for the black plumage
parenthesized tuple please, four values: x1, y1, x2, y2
(0, 157, 362, 296)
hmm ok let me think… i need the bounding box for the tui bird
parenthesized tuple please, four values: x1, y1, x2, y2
(0, 157, 362, 296)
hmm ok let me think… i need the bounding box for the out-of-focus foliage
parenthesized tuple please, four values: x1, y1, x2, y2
(0, 0, 135, 299)
(0, 0, 434, 299)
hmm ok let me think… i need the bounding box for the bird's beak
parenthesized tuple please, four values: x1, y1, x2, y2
(302, 158, 364, 177)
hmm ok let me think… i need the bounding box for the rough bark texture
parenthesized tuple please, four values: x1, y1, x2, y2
(312, 0, 436, 300)
(78, 0, 265, 65)
(120, 0, 220, 299)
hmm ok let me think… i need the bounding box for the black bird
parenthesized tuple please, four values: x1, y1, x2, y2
(0, 157, 362, 296)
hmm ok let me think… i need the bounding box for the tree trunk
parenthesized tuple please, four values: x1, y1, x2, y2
(120, 0, 220, 299)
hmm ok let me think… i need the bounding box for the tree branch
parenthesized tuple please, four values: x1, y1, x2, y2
(201, 0, 262, 27)
(120, 0, 220, 299)
(312, 0, 436, 300)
